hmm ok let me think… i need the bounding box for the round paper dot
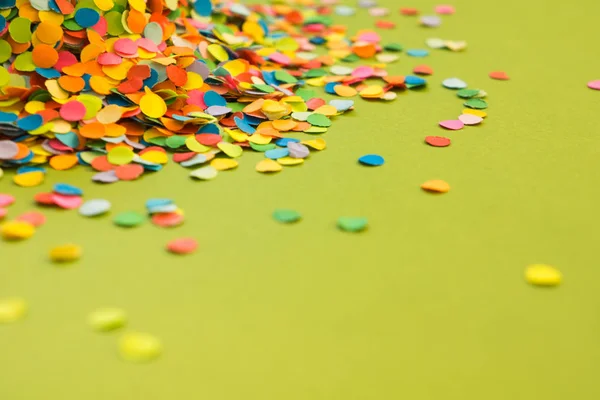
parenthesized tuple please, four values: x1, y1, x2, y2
(88, 308, 127, 332)
(421, 179, 450, 193)
(273, 209, 302, 224)
(113, 211, 145, 228)
(337, 217, 368, 232)
(1, 221, 35, 240)
(525, 264, 562, 287)
(119, 332, 162, 362)
(49, 244, 82, 263)
(166, 238, 198, 254)
(425, 136, 451, 147)
(358, 154, 384, 166)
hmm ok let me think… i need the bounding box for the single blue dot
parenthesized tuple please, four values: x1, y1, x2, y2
(358, 154, 385, 166)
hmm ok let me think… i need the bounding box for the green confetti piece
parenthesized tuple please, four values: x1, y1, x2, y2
(274, 70, 298, 84)
(113, 211, 145, 228)
(457, 89, 480, 99)
(273, 209, 302, 224)
(464, 98, 488, 109)
(0, 40, 12, 63)
(253, 84, 275, 93)
(384, 43, 403, 52)
(8, 18, 32, 44)
(307, 113, 331, 127)
(105, 11, 126, 36)
(14, 52, 35, 72)
(304, 68, 327, 78)
(249, 142, 276, 152)
(337, 217, 368, 233)
(165, 135, 188, 149)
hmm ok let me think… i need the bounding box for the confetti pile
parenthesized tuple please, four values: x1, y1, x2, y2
(0, 0, 466, 186)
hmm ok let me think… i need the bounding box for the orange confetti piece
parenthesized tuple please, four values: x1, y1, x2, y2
(49, 154, 79, 170)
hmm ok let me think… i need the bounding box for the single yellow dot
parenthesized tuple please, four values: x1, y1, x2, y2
(88, 308, 127, 332)
(49, 244, 82, 263)
(119, 332, 162, 362)
(1, 221, 35, 240)
(0, 298, 27, 323)
(525, 264, 562, 287)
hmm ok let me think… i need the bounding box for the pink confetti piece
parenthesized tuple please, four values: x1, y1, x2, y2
(439, 120, 464, 130)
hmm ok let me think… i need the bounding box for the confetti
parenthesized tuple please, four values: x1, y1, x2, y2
(0, 194, 15, 207)
(337, 217, 368, 233)
(256, 159, 283, 173)
(166, 238, 198, 255)
(113, 211, 145, 228)
(525, 264, 562, 287)
(119, 332, 162, 362)
(458, 114, 484, 125)
(358, 154, 385, 166)
(587, 80, 600, 90)
(49, 244, 82, 263)
(88, 308, 127, 332)
(421, 180, 451, 193)
(0, 298, 27, 324)
(15, 211, 46, 227)
(442, 78, 468, 89)
(273, 209, 302, 224)
(425, 136, 451, 147)
(489, 71, 510, 80)
(435, 5, 456, 14)
(439, 120, 464, 130)
(464, 98, 488, 109)
(413, 65, 433, 75)
(1, 221, 35, 240)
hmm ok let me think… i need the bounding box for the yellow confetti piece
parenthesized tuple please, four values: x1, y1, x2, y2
(277, 156, 304, 166)
(140, 151, 168, 164)
(49, 244, 82, 263)
(256, 158, 283, 173)
(359, 85, 384, 98)
(119, 332, 162, 362)
(88, 308, 127, 331)
(139, 88, 167, 118)
(185, 136, 211, 153)
(525, 264, 562, 287)
(462, 108, 487, 118)
(302, 138, 326, 150)
(248, 133, 271, 145)
(96, 104, 124, 124)
(314, 104, 338, 116)
(210, 158, 238, 171)
(1, 221, 35, 240)
(0, 298, 27, 323)
(13, 171, 44, 187)
(217, 142, 243, 158)
(182, 72, 203, 90)
(421, 179, 450, 193)
(227, 128, 249, 143)
(107, 147, 134, 165)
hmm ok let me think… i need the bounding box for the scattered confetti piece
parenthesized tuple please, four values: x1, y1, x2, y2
(119, 332, 162, 362)
(489, 71, 510, 80)
(49, 244, 82, 263)
(421, 180, 451, 193)
(458, 114, 484, 125)
(464, 98, 488, 109)
(439, 120, 464, 130)
(337, 217, 368, 233)
(435, 5, 456, 14)
(525, 264, 562, 287)
(166, 238, 198, 255)
(113, 211, 145, 228)
(79, 199, 112, 217)
(256, 159, 283, 173)
(413, 65, 433, 75)
(0, 194, 15, 207)
(1, 221, 35, 240)
(0, 298, 27, 324)
(273, 209, 302, 224)
(15, 211, 46, 227)
(88, 308, 127, 332)
(442, 78, 468, 89)
(425, 136, 451, 147)
(358, 154, 385, 166)
(587, 80, 600, 90)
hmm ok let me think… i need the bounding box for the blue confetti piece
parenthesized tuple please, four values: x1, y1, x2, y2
(0, 15, 6, 31)
(275, 138, 300, 147)
(261, 71, 277, 86)
(17, 166, 46, 175)
(0, 0, 15, 9)
(74, 8, 100, 28)
(54, 183, 83, 196)
(197, 124, 220, 134)
(144, 68, 159, 88)
(310, 37, 326, 45)
(329, 99, 354, 112)
(143, 163, 162, 172)
(81, 74, 92, 91)
(203, 90, 227, 107)
(55, 131, 80, 148)
(48, 0, 60, 13)
(358, 154, 385, 166)
(146, 198, 173, 211)
(0, 111, 18, 123)
(7, 151, 33, 164)
(194, 0, 212, 17)
(265, 148, 289, 160)
(234, 116, 256, 134)
(325, 82, 340, 95)
(17, 114, 43, 131)
(404, 75, 427, 86)
(406, 49, 429, 57)
(35, 68, 61, 79)
(243, 114, 263, 126)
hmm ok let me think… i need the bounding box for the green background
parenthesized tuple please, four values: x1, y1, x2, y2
(2, 0, 600, 398)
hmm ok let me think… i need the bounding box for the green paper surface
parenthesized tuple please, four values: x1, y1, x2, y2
(2, 0, 600, 399)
